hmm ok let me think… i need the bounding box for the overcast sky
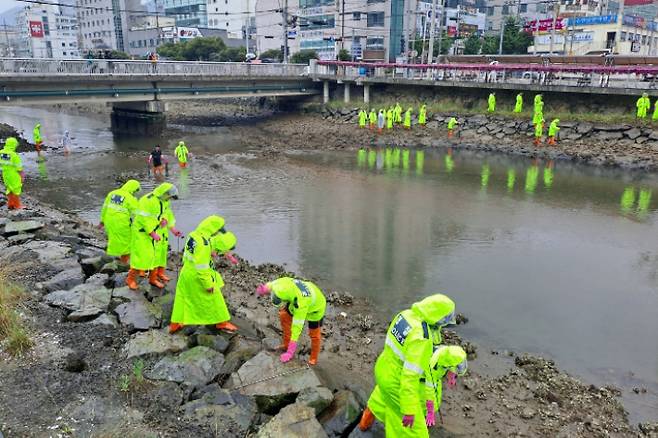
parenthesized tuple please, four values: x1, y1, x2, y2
(0, 1, 19, 14)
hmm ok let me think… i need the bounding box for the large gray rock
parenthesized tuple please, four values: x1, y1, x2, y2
(146, 346, 224, 387)
(576, 123, 593, 135)
(625, 128, 642, 140)
(61, 396, 151, 437)
(221, 337, 262, 375)
(1, 240, 78, 272)
(182, 386, 258, 435)
(195, 334, 230, 353)
(347, 422, 385, 437)
(226, 351, 322, 414)
(44, 282, 112, 321)
(124, 330, 188, 359)
(41, 268, 85, 293)
(80, 256, 109, 277)
(257, 403, 328, 438)
(296, 386, 334, 415)
(113, 290, 162, 331)
(2, 220, 44, 236)
(318, 390, 363, 437)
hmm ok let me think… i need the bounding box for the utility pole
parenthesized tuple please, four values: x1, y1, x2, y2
(549, 0, 559, 55)
(245, 0, 250, 54)
(340, 0, 345, 52)
(282, 0, 288, 63)
(437, 0, 446, 57)
(499, 20, 505, 54)
(411, 5, 418, 62)
(427, 0, 439, 64)
(614, 0, 624, 54)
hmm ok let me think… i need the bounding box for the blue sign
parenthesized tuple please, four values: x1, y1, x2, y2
(566, 15, 617, 26)
(391, 314, 412, 346)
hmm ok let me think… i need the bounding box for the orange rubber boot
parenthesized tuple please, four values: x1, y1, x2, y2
(119, 254, 130, 264)
(216, 321, 238, 332)
(169, 323, 184, 334)
(148, 270, 164, 288)
(157, 267, 171, 283)
(358, 407, 375, 431)
(278, 308, 292, 350)
(6, 194, 15, 209)
(126, 269, 139, 290)
(139, 270, 147, 278)
(308, 327, 322, 365)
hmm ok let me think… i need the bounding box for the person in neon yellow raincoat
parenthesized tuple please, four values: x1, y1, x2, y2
(418, 105, 427, 127)
(403, 108, 412, 129)
(33, 123, 43, 157)
(358, 109, 368, 128)
(126, 183, 179, 290)
(152, 185, 183, 286)
(386, 108, 394, 130)
(169, 215, 238, 334)
(361, 345, 468, 434)
(547, 118, 560, 145)
(369, 109, 377, 130)
(487, 93, 496, 112)
(358, 294, 456, 437)
(447, 117, 458, 138)
(174, 141, 189, 168)
(0, 137, 24, 210)
(637, 93, 651, 119)
(514, 93, 523, 113)
(256, 277, 327, 365)
(652, 100, 658, 121)
(394, 103, 403, 124)
(99, 180, 140, 264)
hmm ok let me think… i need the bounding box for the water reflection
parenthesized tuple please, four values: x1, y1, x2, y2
(415, 150, 424, 176)
(543, 160, 554, 190)
(507, 169, 516, 193)
(37, 159, 49, 181)
(621, 187, 653, 219)
(481, 164, 490, 190)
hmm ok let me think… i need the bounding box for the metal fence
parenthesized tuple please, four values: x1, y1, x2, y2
(0, 58, 309, 77)
(313, 60, 658, 90)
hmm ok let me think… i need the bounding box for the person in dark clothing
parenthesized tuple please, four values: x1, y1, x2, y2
(149, 145, 164, 177)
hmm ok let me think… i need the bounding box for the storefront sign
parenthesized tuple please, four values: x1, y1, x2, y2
(29, 21, 43, 38)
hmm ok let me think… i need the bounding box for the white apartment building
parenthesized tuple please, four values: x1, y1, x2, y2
(76, 0, 144, 52)
(16, 4, 79, 58)
(206, 0, 255, 40)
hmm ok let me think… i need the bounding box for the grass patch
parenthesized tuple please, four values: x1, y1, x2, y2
(0, 272, 33, 357)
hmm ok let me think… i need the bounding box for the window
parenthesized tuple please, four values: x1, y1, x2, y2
(299, 0, 333, 6)
(366, 36, 384, 50)
(520, 3, 527, 12)
(367, 0, 385, 3)
(502, 5, 509, 14)
(63, 51, 67, 55)
(353, 12, 360, 21)
(486, 6, 494, 15)
(300, 14, 335, 30)
(62, 42, 65, 47)
(150, 38, 154, 46)
(367, 11, 384, 27)
(642, 35, 647, 44)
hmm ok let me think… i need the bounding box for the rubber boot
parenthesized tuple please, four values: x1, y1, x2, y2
(278, 307, 292, 350)
(139, 270, 147, 278)
(157, 267, 171, 283)
(119, 254, 130, 265)
(126, 269, 139, 290)
(169, 323, 184, 334)
(308, 327, 322, 366)
(216, 321, 238, 332)
(358, 407, 375, 431)
(148, 270, 164, 289)
(6, 194, 15, 210)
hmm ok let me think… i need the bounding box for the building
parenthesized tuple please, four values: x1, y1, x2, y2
(126, 25, 243, 57)
(0, 25, 19, 57)
(481, 0, 551, 33)
(414, 2, 486, 56)
(206, 0, 255, 42)
(530, 14, 658, 55)
(16, 3, 79, 58)
(76, 0, 146, 53)
(164, 0, 208, 27)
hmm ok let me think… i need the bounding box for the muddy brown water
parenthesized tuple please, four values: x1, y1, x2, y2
(2, 106, 658, 424)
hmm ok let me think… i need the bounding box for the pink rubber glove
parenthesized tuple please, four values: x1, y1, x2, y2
(280, 341, 297, 363)
(171, 227, 183, 237)
(256, 284, 270, 296)
(211, 251, 218, 258)
(150, 231, 161, 241)
(98, 222, 104, 230)
(160, 218, 168, 228)
(225, 253, 238, 265)
(425, 401, 436, 427)
(402, 415, 415, 428)
(447, 371, 457, 388)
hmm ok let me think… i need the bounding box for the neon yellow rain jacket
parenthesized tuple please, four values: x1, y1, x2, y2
(131, 183, 172, 271)
(418, 105, 427, 125)
(0, 137, 23, 195)
(174, 141, 189, 164)
(266, 277, 327, 342)
(100, 180, 140, 257)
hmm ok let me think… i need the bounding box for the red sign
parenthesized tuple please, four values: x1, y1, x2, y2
(524, 18, 564, 33)
(625, 0, 653, 5)
(29, 21, 44, 38)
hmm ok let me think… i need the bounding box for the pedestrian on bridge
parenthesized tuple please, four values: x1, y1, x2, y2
(99, 180, 140, 265)
(447, 117, 458, 139)
(637, 93, 651, 119)
(418, 104, 427, 127)
(33, 123, 43, 159)
(487, 93, 496, 113)
(0, 137, 24, 210)
(403, 107, 412, 129)
(257, 277, 327, 365)
(547, 119, 560, 145)
(369, 109, 377, 130)
(169, 215, 239, 335)
(514, 93, 523, 113)
(174, 141, 189, 168)
(359, 109, 368, 129)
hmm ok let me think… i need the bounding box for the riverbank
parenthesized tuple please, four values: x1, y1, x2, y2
(234, 108, 658, 171)
(0, 195, 656, 437)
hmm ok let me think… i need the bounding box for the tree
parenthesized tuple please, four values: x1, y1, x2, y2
(259, 48, 283, 61)
(157, 42, 184, 60)
(290, 49, 319, 64)
(180, 37, 226, 61)
(212, 46, 247, 62)
(337, 48, 351, 61)
(480, 35, 500, 55)
(463, 33, 482, 55)
(501, 17, 533, 54)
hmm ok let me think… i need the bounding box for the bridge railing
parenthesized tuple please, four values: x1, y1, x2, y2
(312, 60, 658, 90)
(0, 58, 309, 77)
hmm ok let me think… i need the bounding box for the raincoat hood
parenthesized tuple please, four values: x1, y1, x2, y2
(178, 141, 185, 147)
(411, 294, 455, 325)
(197, 215, 226, 237)
(35, 124, 41, 129)
(3, 137, 18, 152)
(121, 179, 141, 194)
(214, 231, 236, 252)
(430, 345, 467, 373)
(153, 182, 178, 199)
(553, 119, 560, 124)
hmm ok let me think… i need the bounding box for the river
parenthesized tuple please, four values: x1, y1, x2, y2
(2, 106, 658, 424)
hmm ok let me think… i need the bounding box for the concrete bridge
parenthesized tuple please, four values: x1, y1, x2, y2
(0, 58, 318, 134)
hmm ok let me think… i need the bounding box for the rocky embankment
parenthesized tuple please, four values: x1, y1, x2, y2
(0, 196, 657, 437)
(0, 123, 32, 152)
(237, 107, 658, 170)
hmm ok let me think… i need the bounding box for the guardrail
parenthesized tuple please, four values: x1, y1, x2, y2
(0, 58, 309, 77)
(313, 60, 658, 90)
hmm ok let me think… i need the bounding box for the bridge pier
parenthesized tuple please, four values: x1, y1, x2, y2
(363, 84, 370, 104)
(323, 81, 329, 104)
(344, 83, 350, 104)
(111, 101, 167, 136)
